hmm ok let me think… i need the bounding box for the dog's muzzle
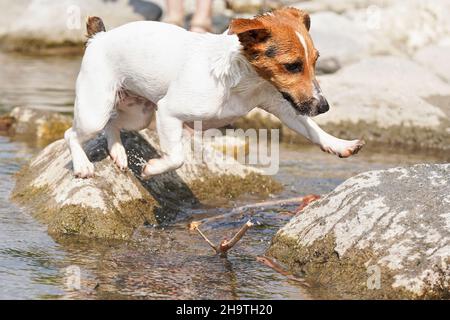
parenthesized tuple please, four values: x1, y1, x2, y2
(281, 80, 330, 117)
(312, 79, 329, 115)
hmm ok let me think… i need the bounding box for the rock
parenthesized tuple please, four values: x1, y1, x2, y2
(308, 11, 389, 69)
(414, 45, 450, 83)
(315, 57, 341, 75)
(268, 164, 450, 299)
(12, 128, 282, 240)
(315, 56, 450, 152)
(236, 56, 450, 154)
(0, 0, 162, 53)
(224, 0, 281, 13)
(294, 0, 450, 67)
(6, 107, 72, 146)
(346, 0, 450, 55)
(292, 0, 396, 14)
(0, 116, 15, 133)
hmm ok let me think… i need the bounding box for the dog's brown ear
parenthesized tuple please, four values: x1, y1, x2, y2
(229, 19, 270, 44)
(277, 7, 311, 31)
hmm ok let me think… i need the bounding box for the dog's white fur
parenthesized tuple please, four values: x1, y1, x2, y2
(65, 21, 363, 178)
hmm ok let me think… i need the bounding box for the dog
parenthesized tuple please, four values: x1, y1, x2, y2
(65, 8, 364, 179)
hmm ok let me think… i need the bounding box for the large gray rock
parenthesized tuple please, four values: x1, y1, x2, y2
(237, 56, 450, 154)
(346, 0, 450, 55)
(12, 129, 281, 240)
(414, 45, 450, 84)
(294, 0, 450, 70)
(315, 56, 450, 151)
(308, 11, 389, 71)
(0, 0, 162, 52)
(268, 164, 450, 299)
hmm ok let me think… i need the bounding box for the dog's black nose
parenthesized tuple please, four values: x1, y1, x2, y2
(318, 97, 329, 114)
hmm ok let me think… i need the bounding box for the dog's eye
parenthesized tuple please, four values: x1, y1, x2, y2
(284, 61, 303, 73)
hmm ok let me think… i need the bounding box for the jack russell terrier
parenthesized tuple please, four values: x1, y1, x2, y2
(65, 8, 364, 179)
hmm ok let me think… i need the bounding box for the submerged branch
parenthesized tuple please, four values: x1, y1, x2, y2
(189, 195, 319, 229)
(257, 256, 310, 287)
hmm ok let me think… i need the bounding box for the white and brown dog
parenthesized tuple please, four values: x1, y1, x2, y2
(65, 8, 364, 179)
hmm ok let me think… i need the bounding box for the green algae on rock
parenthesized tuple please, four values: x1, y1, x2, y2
(268, 164, 450, 299)
(12, 127, 282, 240)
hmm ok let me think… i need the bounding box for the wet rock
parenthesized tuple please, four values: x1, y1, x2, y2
(12, 128, 281, 240)
(0, 116, 15, 133)
(268, 164, 450, 299)
(0, 0, 162, 53)
(5, 107, 72, 146)
(236, 56, 450, 154)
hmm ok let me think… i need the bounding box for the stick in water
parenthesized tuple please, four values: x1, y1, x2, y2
(194, 220, 254, 257)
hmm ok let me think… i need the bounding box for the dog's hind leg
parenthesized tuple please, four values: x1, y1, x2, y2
(65, 69, 118, 178)
(105, 93, 156, 171)
(141, 98, 184, 179)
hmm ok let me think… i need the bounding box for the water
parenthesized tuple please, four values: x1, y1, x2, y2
(0, 52, 444, 299)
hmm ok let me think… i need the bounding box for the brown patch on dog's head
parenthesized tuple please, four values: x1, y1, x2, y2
(230, 7, 329, 116)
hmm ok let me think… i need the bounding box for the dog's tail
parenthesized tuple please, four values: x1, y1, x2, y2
(86, 16, 106, 40)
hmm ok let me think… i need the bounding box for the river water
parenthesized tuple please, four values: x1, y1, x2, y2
(0, 52, 444, 299)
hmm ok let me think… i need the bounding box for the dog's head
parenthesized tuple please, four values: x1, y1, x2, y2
(230, 7, 329, 116)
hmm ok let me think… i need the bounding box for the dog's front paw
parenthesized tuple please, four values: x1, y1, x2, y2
(73, 161, 95, 179)
(109, 144, 128, 171)
(321, 139, 365, 158)
(339, 139, 365, 158)
(337, 139, 365, 158)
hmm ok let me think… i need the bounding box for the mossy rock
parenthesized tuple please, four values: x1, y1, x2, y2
(268, 164, 450, 299)
(12, 128, 282, 240)
(7, 106, 72, 146)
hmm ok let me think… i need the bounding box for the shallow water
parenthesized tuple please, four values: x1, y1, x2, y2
(0, 52, 445, 299)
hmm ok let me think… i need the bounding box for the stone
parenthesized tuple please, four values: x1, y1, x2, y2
(236, 56, 450, 154)
(414, 45, 450, 83)
(315, 56, 450, 152)
(268, 163, 450, 299)
(12, 128, 282, 240)
(292, 0, 396, 14)
(346, 0, 450, 55)
(0, 0, 162, 53)
(8, 106, 72, 146)
(308, 11, 386, 68)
